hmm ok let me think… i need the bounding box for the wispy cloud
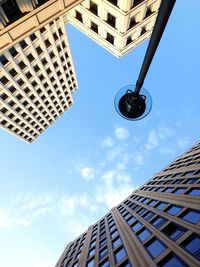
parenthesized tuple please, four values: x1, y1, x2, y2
(145, 129, 159, 150)
(114, 126, 129, 140)
(101, 137, 114, 147)
(80, 166, 95, 181)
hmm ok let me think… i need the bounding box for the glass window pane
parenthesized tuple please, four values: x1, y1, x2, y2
(182, 235, 200, 261)
(137, 228, 151, 242)
(112, 237, 122, 249)
(87, 258, 94, 267)
(99, 246, 108, 260)
(115, 247, 127, 263)
(173, 188, 186, 194)
(131, 222, 142, 232)
(146, 238, 166, 258)
(159, 254, 188, 267)
(156, 202, 168, 210)
(188, 188, 200, 196)
(166, 205, 182, 215)
(180, 209, 200, 224)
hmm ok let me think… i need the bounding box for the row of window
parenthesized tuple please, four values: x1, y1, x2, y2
(118, 204, 200, 263)
(123, 195, 200, 225)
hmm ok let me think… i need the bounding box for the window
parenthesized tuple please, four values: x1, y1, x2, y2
(91, 21, 98, 33)
(107, 13, 116, 28)
(114, 247, 127, 263)
(143, 211, 155, 221)
(40, 27, 46, 34)
(45, 39, 51, 48)
(162, 223, 186, 241)
(106, 33, 114, 44)
(181, 234, 200, 261)
(99, 258, 110, 267)
(30, 33, 37, 41)
(9, 86, 16, 94)
(90, 1, 98, 15)
(173, 188, 186, 194)
(145, 238, 166, 258)
(131, 222, 142, 232)
(88, 247, 95, 257)
(187, 188, 200, 196)
(99, 238, 107, 248)
(129, 16, 136, 28)
(0, 76, 9, 85)
(163, 187, 173, 193)
(27, 54, 35, 63)
(42, 58, 48, 66)
(180, 209, 200, 224)
(86, 258, 94, 267)
(111, 229, 118, 239)
(19, 40, 28, 49)
(151, 216, 167, 228)
(158, 253, 188, 267)
(99, 246, 108, 260)
(9, 47, 18, 57)
(76, 10, 83, 22)
(126, 36, 132, 45)
(9, 68, 18, 77)
(36, 46, 43, 55)
(107, 0, 117, 6)
(0, 55, 9, 65)
(33, 65, 40, 73)
(137, 228, 151, 242)
(0, 93, 8, 100)
(141, 26, 147, 35)
(112, 237, 122, 249)
(18, 61, 26, 70)
(165, 205, 182, 215)
(58, 28, 63, 36)
(148, 199, 158, 207)
(155, 202, 168, 211)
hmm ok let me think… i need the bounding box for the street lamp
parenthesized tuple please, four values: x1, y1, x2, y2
(115, 0, 176, 121)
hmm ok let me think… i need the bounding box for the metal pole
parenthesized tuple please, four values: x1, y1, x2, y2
(134, 0, 176, 94)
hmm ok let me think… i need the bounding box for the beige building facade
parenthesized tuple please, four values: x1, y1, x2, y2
(55, 141, 200, 267)
(1, 0, 162, 142)
(67, 0, 161, 57)
(0, 16, 77, 143)
(0, 0, 83, 53)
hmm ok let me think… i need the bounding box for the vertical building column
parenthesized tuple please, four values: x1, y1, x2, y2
(0, 6, 9, 29)
(118, 0, 132, 12)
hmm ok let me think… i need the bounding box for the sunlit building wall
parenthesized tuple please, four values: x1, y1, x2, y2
(0, 16, 78, 143)
(66, 0, 161, 57)
(55, 141, 200, 267)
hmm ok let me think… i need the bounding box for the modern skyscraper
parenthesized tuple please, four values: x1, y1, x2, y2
(55, 141, 200, 267)
(0, 16, 78, 143)
(67, 0, 161, 57)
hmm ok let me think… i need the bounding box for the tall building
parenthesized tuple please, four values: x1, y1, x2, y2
(55, 141, 200, 267)
(0, 0, 83, 52)
(1, 0, 162, 142)
(67, 0, 161, 57)
(0, 16, 78, 143)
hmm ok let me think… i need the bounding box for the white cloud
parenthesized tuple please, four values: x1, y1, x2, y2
(133, 151, 145, 166)
(101, 137, 114, 147)
(145, 129, 159, 150)
(114, 126, 129, 140)
(177, 136, 190, 148)
(158, 124, 174, 140)
(101, 170, 115, 185)
(159, 145, 175, 155)
(80, 166, 94, 181)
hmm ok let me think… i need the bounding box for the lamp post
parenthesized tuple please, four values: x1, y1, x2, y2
(115, 0, 176, 120)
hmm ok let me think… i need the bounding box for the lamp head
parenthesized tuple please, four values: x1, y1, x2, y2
(114, 85, 152, 121)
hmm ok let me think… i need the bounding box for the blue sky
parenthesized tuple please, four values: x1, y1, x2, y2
(0, 1, 200, 267)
